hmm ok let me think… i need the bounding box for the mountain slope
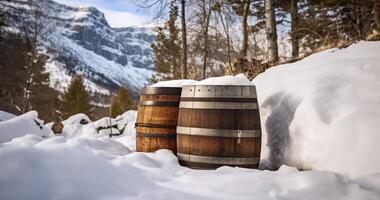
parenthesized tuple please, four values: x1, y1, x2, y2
(0, 0, 155, 95)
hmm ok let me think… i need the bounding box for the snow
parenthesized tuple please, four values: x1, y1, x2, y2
(0, 111, 50, 143)
(2, 0, 156, 94)
(2, 41, 380, 199)
(1, 108, 380, 199)
(0, 134, 379, 199)
(49, 34, 154, 90)
(253, 41, 380, 178)
(149, 79, 198, 87)
(44, 46, 113, 96)
(196, 73, 254, 86)
(0, 111, 16, 122)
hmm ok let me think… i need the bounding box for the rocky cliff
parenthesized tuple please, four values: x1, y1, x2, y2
(0, 0, 155, 95)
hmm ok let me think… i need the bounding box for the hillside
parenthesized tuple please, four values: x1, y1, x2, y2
(0, 0, 155, 95)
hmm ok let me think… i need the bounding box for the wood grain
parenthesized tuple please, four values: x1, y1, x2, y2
(136, 87, 182, 153)
(177, 85, 262, 169)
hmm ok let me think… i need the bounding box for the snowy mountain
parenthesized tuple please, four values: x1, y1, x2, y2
(0, 0, 155, 95)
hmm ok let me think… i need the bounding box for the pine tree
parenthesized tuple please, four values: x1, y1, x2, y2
(110, 87, 134, 118)
(29, 54, 60, 121)
(0, 31, 58, 120)
(61, 76, 92, 119)
(150, 1, 182, 82)
(0, 33, 29, 114)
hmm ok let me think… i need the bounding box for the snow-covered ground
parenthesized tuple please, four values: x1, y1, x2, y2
(1, 110, 379, 199)
(1, 41, 380, 199)
(0, 111, 379, 200)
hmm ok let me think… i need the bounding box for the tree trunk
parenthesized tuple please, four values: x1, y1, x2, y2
(218, 9, 235, 75)
(180, 0, 187, 79)
(290, 0, 299, 58)
(241, 1, 250, 58)
(265, 0, 278, 63)
(201, 1, 212, 80)
(359, 1, 370, 38)
(373, 0, 380, 34)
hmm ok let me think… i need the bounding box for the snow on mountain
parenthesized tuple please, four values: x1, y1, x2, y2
(0, 0, 155, 94)
(253, 41, 380, 178)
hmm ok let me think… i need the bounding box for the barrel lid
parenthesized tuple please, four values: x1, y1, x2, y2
(141, 87, 182, 95)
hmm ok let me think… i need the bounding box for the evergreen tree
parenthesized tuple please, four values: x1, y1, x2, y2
(0, 32, 58, 120)
(61, 76, 92, 119)
(150, 1, 182, 82)
(29, 54, 60, 121)
(110, 87, 134, 118)
(0, 33, 29, 114)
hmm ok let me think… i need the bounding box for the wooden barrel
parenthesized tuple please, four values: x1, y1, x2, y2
(135, 87, 182, 153)
(176, 85, 261, 169)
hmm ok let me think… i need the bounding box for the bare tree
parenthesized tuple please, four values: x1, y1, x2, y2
(374, 0, 380, 34)
(290, 0, 299, 58)
(216, 2, 235, 75)
(241, 0, 251, 58)
(180, 0, 188, 79)
(265, 0, 278, 63)
(197, 0, 214, 79)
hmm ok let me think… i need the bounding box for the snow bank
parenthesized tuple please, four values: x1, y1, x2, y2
(253, 41, 380, 177)
(0, 111, 16, 122)
(0, 134, 379, 200)
(196, 73, 253, 85)
(0, 111, 50, 143)
(149, 79, 198, 87)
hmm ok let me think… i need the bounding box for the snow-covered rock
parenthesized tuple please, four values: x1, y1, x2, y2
(253, 41, 380, 178)
(112, 110, 137, 151)
(0, 111, 50, 143)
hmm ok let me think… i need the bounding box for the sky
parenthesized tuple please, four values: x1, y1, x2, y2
(54, 0, 159, 27)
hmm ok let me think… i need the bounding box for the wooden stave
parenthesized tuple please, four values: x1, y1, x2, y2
(178, 159, 259, 169)
(176, 85, 261, 169)
(177, 134, 261, 158)
(141, 87, 183, 95)
(177, 108, 261, 130)
(136, 87, 182, 153)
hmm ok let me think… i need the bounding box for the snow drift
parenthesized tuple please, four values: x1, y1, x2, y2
(1, 133, 379, 200)
(253, 41, 380, 177)
(0, 111, 50, 143)
(0, 111, 16, 122)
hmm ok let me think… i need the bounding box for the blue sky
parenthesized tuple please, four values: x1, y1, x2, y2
(55, 0, 158, 27)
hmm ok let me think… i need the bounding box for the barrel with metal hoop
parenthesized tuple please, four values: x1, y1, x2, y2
(135, 87, 182, 153)
(176, 85, 261, 169)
